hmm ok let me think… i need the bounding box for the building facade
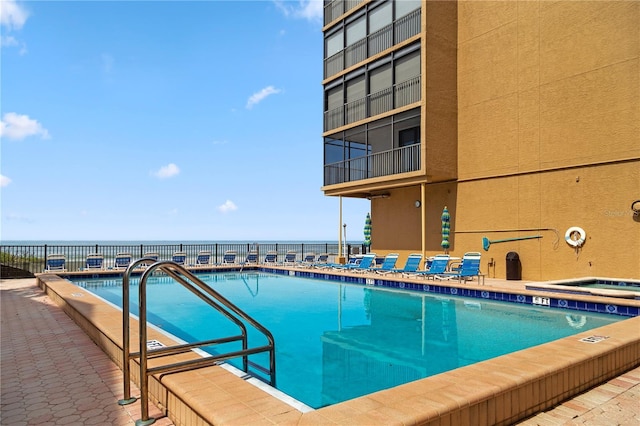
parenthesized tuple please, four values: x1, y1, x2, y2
(321, 0, 639, 281)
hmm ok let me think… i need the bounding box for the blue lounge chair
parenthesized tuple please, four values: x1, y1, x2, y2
(296, 253, 316, 268)
(263, 251, 278, 264)
(242, 251, 258, 265)
(381, 253, 422, 275)
(85, 253, 104, 270)
(281, 251, 297, 266)
(172, 251, 187, 266)
(331, 253, 376, 271)
(312, 253, 330, 268)
(45, 254, 66, 272)
(372, 253, 399, 274)
(221, 251, 237, 264)
(413, 254, 450, 279)
(114, 253, 132, 270)
(140, 252, 159, 268)
(435, 252, 484, 284)
(195, 251, 211, 266)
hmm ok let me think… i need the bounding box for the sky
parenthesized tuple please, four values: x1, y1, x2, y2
(0, 0, 370, 242)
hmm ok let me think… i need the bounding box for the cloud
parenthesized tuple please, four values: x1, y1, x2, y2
(0, 113, 50, 141)
(5, 212, 34, 223)
(273, 0, 322, 22)
(0, 175, 12, 187)
(218, 200, 238, 213)
(0, 0, 29, 30)
(246, 86, 281, 109)
(0, 35, 27, 55)
(151, 163, 180, 179)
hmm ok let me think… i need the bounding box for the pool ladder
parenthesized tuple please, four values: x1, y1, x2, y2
(118, 258, 276, 426)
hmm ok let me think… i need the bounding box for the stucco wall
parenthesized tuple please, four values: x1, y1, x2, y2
(454, 0, 640, 280)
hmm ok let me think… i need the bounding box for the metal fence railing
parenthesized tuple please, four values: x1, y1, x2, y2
(0, 243, 369, 274)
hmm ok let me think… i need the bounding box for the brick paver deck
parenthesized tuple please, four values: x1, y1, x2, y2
(1, 279, 173, 426)
(1, 277, 638, 425)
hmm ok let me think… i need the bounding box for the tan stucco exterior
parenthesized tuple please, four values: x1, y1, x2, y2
(323, 0, 640, 281)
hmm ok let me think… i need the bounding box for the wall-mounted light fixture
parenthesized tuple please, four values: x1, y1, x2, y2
(414, 200, 421, 208)
(366, 194, 390, 200)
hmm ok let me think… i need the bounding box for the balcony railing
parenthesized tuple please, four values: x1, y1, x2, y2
(324, 7, 421, 79)
(324, 75, 421, 131)
(324, 143, 421, 185)
(324, 0, 365, 26)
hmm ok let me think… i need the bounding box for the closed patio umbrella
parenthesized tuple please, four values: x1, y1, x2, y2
(364, 213, 372, 248)
(441, 206, 450, 253)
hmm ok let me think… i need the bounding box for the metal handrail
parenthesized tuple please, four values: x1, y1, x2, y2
(118, 260, 276, 426)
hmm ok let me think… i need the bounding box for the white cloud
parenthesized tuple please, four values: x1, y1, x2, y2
(218, 200, 238, 213)
(273, 0, 322, 22)
(5, 212, 33, 223)
(246, 86, 281, 109)
(0, 0, 29, 30)
(151, 163, 180, 179)
(0, 34, 27, 55)
(0, 113, 50, 141)
(0, 174, 12, 187)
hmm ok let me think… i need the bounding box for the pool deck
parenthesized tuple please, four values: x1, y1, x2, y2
(2, 276, 639, 425)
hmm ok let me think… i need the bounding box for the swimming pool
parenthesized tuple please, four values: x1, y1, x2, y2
(74, 272, 623, 409)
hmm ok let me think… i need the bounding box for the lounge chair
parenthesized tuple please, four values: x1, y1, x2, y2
(85, 253, 104, 270)
(412, 254, 450, 279)
(114, 253, 132, 270)
(384, 253, 423, 275)
(195, 251, 212, 266)
(45, 254, 66, 272)
(312, 253, 330, 268)
(435, 252, 484, 284)
(242, 251, 258, 265)
(330, 253, 376, 271)
(281, 251, 297, 266)
(221, 251, 237, 264)
(172, 251, 187, 266)
(263, 251, 278, 264)
(372, 253, 399, 274)
(139, 252, 159, 268)
(296, 253, 316, 268)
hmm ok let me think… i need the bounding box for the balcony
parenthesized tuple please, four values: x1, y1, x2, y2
(324, 143, 421, 186)
(324, 75, 421, 131)
(324, 8, 421, 79)
(324, 0, 365, 26)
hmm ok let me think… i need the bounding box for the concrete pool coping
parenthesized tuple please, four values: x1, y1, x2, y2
(526, 276, 640, 300)
(35, 270, 640, 425)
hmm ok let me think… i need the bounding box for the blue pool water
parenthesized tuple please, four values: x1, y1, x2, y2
(74, 272, 622, 409)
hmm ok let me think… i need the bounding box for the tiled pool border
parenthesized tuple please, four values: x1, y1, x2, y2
(259, 268, 640, 317)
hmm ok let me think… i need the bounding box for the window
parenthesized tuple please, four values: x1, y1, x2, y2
(346, 15, 366, 46)
(325, 30, 343, 58)
(326, 85, 343, 111)
(398, 127, 420, 147)
(369, 1, 392, 34)
(394, 50, 420, 83)
(395, 0, 421, 19)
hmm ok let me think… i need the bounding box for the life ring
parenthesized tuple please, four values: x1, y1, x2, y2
(565, 227, 586, 247)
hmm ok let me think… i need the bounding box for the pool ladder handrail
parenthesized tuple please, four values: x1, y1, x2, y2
(118, 259, 276, 426)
